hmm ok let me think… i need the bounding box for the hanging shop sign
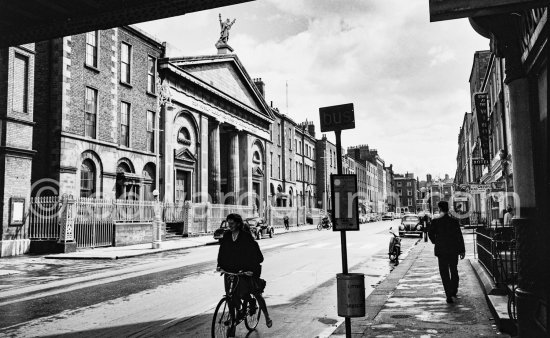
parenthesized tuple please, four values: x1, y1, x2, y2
(470, 184, 491, 194)
(474, 93, 491, 162)
(472, 157, 489, 166)
(490, 181, 506, 192)
(429, 0, 548, 22)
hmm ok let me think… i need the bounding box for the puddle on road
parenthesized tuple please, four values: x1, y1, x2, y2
(318, 317, 338, 325)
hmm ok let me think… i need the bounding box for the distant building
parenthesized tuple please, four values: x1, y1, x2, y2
(316, 135, 337, 211)
(394, 173, 417, 213)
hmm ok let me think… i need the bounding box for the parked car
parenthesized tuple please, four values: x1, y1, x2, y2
(246, 217, 274, 240)
(213, 220, 229, 242)
(382, 212, 394, 221)
(399, 214, 423, 237)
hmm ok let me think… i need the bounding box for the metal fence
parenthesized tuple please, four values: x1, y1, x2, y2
(29, 196, 61, 239)
(475, 225, 517, 319)
(28, 197, 274, 247)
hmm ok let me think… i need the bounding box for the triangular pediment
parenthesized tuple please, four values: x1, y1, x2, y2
(252, 166, 264, 177)
(174, 147, 197, 164)
(169, 55, 273, 120)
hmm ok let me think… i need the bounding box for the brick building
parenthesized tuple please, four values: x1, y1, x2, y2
(394, 173, 417, 214)
(267, 107, 296, 207)
(295, 121, 317, 209)
(316, 135, 337, 211)
(33, 27, 164, 202)
(0, 44, 36, 256)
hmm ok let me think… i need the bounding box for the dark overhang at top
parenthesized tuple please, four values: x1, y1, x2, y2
(429, 0, 549, 21)
(0, 0, 254, 48)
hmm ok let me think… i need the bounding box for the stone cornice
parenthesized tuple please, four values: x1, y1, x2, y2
(160, 62, 274, 125)
(59, 166, 77, 174)
(1, 116, 36, 126)
(0, 146, 36, 158)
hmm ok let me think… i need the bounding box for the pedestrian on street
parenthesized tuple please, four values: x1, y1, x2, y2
(217, 213, 273, 331)
(283, 215, 289, 230)
(428, 201, 465, 304)
(504, 205, 513, 227)
(422, 213, 430, 242)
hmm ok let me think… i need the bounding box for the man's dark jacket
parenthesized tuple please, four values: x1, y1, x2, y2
(428, 213, 465, 257)
(217, 231, 263, 277)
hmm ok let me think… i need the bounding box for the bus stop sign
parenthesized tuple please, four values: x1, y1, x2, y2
(331, 174, 360, 231)
(319, 103, 355, 132)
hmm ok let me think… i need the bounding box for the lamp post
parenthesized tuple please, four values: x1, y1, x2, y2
(152, 189, 162, 249)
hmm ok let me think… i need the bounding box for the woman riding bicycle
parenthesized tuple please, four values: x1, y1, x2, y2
(217, 213, 273, 329)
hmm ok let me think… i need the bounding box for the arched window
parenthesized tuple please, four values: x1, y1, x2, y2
(253, 151, 261, 164)
(177, 127, 191, 145)
(80, 159, 96, 197)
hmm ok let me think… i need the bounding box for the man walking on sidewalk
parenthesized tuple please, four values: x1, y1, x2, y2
(428, 201, 465, 304)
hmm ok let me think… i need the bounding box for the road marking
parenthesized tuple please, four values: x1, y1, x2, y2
(260, 242, 289, 249)
(359, 243, 377, 249)
(309, 243, 331, 248)
(283, 243, 308, 249)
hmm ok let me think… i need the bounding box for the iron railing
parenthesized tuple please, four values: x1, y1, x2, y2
(475, 225, 518, 320)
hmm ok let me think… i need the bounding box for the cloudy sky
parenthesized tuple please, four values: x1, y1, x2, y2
(136, 0, 489, 181)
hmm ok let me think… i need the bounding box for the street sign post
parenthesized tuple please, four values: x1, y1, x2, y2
(319, 103, 355, 132)
(319, 103, 358, 338)
(331, 175, 360, 231)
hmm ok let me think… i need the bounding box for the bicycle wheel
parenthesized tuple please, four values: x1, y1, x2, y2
(212, 298, 233, 338)
(244, 294, 261, 331)
(507, 291, 517, 321)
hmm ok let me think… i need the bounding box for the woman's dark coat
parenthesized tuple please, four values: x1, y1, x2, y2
(217, 231, 264, 277)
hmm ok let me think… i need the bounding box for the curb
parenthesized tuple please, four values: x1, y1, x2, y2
(469, 259, 518, 336)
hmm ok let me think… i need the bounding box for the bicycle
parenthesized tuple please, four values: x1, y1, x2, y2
(212, 270, 262, 337)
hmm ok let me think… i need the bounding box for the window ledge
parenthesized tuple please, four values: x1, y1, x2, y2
(120, 81, 133, 89)
(84, 64, 100, 73)
(146, 91, 157, 98)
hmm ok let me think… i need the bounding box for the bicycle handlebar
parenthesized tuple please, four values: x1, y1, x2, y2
(217, 269, 253, 276)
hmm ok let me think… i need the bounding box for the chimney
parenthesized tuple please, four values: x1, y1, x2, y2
(427, 174, 432, 182)
(253, 78, 265, 97)
(307, 123, 315, 137)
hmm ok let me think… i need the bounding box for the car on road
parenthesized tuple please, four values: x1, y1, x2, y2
(213, 220, 229, 242)
(399, 214, 423, 237)
(246, 217, 274, 240)
(382, 212, 394, 221)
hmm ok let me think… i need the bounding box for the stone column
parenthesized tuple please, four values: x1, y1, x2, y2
(208, 120, 221, 204)
(227, 131, 240, 204)
(239, 132, 251, 206)
(200, 115, 209, 203)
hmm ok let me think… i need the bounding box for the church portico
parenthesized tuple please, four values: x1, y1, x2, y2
(158, 52, 274, 208)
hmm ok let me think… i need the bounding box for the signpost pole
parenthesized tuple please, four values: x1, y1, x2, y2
(335, 130, 348, 274)
(319, 103, 357, 338)
(335, 130, 351, 337)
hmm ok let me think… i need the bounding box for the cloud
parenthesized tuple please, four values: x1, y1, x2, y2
(136, 0, 489, 179)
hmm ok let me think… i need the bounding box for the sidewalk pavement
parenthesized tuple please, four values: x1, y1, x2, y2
(330, 238, 511, 337)
(44, 223, 317, 259)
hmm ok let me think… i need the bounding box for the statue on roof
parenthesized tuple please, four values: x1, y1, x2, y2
(218, 14, 236, 44)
